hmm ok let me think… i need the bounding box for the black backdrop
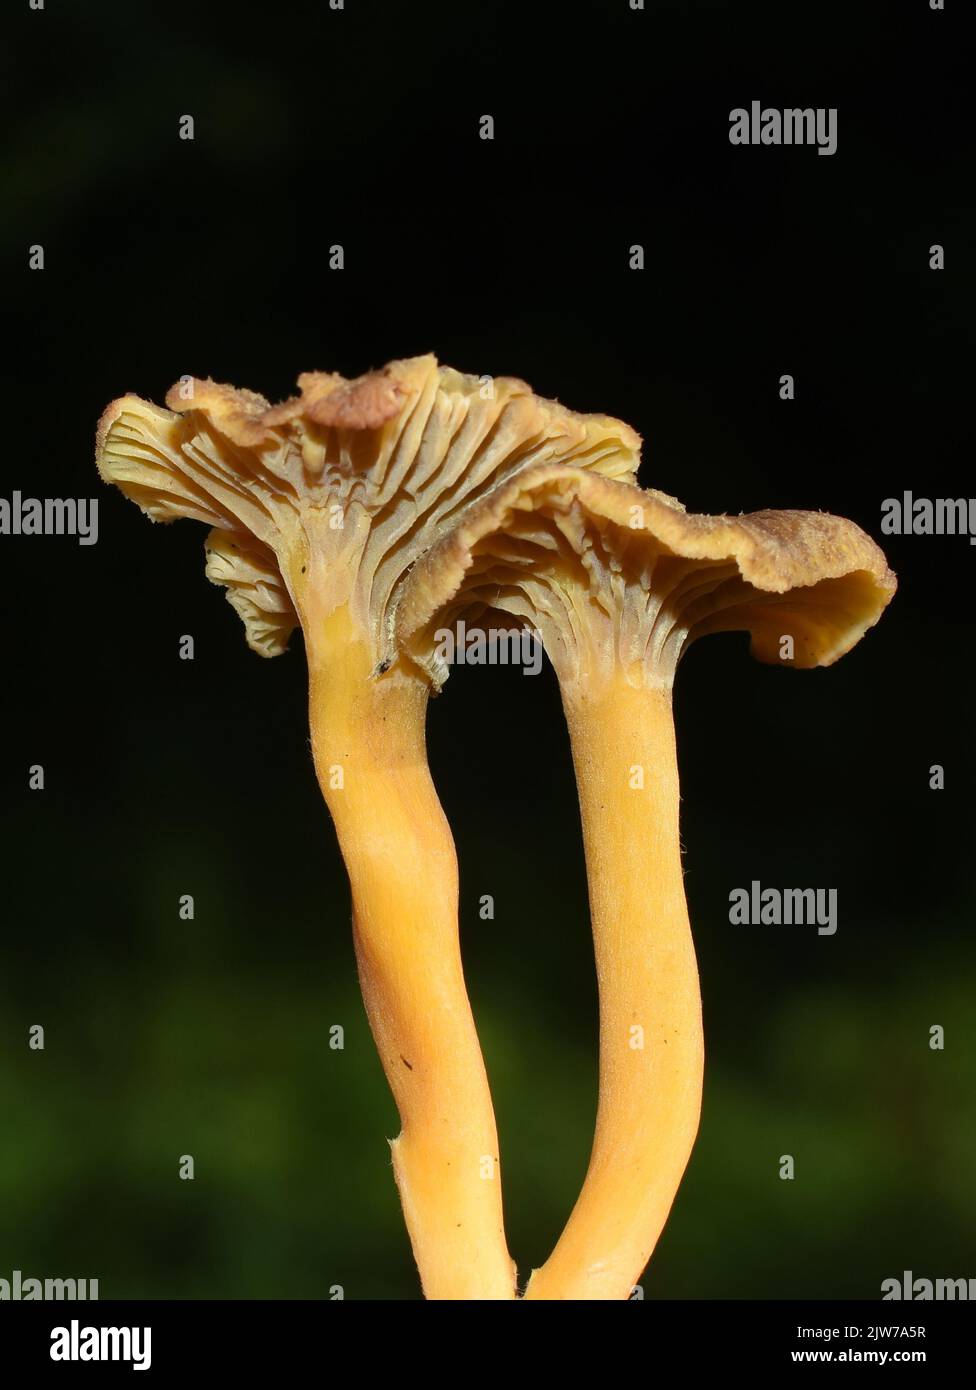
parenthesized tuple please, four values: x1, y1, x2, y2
(1, 0, 973, 1301)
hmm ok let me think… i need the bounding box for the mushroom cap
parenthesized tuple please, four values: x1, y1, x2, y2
(395, 463, 897, 689)
(96, 356, 641, 662)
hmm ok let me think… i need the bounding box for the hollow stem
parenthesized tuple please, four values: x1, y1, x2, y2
(525, 676, 704, 1300)
(306, 605, 516, 1300)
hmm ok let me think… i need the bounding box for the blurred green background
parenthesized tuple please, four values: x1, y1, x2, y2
(2, 0, 973, 1298)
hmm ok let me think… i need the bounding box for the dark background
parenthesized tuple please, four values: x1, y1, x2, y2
(1, 0, 972, 1299)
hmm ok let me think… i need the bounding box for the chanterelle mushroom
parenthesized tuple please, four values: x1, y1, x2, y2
(397, 462, 897, 1300)
(96, 357, 640, 1299)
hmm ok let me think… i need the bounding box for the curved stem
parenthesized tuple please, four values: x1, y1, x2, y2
(525, 678, 703, 1300)
(306, 607, 516, 1300)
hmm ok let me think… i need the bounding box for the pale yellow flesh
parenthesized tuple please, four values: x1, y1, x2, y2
(306, 607, 516, 1300)
(525, 678, 704, 1300)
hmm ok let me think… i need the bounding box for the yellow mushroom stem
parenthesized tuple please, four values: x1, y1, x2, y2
(523, 676, 703, 1300)
(305, 605, 516, 1300)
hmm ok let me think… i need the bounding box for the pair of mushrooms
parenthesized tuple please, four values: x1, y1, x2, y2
(97, 355, 895, 1300)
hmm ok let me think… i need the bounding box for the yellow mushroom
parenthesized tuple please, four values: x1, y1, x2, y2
(397, 462, 897, 1300)
(95, 358, 640, 1299)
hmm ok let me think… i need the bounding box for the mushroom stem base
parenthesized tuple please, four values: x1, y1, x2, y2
(525, 677, 704, 1300)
